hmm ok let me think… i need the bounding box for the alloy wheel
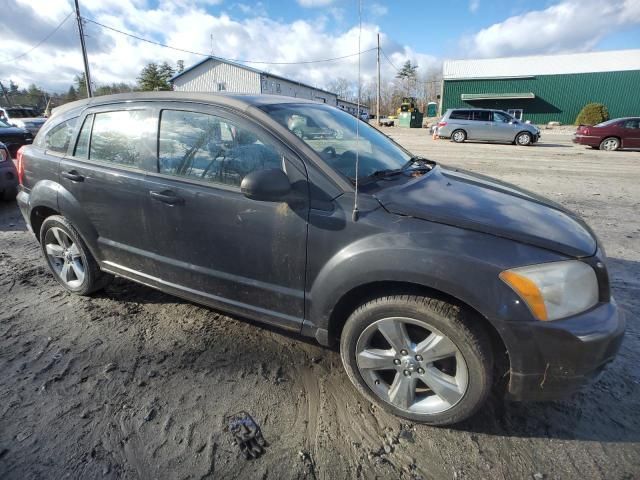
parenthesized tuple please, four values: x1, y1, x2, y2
(517, 133, 531, 145)
(452, 131, 465, 142)
(44, 227, 85, 288)
(355, 317, 468, 415)
(601, 138, 619, 151)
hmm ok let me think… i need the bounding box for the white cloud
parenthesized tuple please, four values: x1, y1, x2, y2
(468, 0, 479, 13)
(370, 3, 388, 17)
(0, 0, 438, 93)
(297, 0, 335, 7)
(463, 0, 640, 58)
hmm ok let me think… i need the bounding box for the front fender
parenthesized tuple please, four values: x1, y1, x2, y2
(306, 219, 566, 344)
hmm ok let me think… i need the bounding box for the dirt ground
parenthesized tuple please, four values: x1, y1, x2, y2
(1, 130, 639, 480)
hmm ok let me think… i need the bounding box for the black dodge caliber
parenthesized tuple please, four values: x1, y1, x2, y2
(16, 92, 624, 425)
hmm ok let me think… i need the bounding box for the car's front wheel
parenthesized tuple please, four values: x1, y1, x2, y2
(40, 215, 110, 295)
(599, 137, 620, 151)
(515, 132, 532, 146)
(340, 295, 493, 425)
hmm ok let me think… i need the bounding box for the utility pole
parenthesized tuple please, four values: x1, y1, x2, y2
(0, 81, 12, 107)
(376, 32, 381, 126)
(74, 0, 93, 98)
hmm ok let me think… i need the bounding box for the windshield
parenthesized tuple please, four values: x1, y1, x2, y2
(260, 103, 413, 181)
(6, 108, 33, 118)
(0, 119, 11, 128)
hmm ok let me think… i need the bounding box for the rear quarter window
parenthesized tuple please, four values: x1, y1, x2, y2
(37, 117, 78, 154)
(449, 111, 470, 120)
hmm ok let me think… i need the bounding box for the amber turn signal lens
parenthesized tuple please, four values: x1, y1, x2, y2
(499, 270, 549, 321)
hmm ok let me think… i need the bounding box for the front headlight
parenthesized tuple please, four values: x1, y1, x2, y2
(500, 260, 598, 321)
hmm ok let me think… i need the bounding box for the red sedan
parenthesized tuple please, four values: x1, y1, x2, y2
(573, 117, 640, 151)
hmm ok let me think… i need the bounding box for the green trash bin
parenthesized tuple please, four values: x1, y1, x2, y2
(398, 111, 424, 128)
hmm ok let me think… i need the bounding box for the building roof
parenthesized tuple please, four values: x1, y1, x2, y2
(171, 55, 336, 96)
(443, 49, 640, 80)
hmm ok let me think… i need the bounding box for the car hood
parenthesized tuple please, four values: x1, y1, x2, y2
(376, 166, 597, 257)
(0, 126, 30, 136)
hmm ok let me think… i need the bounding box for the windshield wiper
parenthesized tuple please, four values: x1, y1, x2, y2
(366, 168, 404, 179)
(401, 156, 436, 171)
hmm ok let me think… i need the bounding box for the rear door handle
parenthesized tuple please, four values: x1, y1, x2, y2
(149, 190, 184, 205)
(61, 170, 84, 182)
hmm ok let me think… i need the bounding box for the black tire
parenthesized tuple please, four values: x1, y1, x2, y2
(599, 137, 620, 151)
(451, 130, 466, 143)
(340, 295, 493, 426)
(515, 131, 532, 146)
(40, 215, 110, 295)
(2, 186, 18, 201)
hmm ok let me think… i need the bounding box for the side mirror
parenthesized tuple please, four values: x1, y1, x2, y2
(241, 168, 291, 201)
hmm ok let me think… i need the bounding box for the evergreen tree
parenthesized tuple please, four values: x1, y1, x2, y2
(137, 62, 175, 91)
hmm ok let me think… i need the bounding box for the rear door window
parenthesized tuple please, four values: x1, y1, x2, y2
(74, 114, 93, 159)
(158, 109, 282, 187)
(449, 110, 470, 120)
(622, 119, 640, 129)
(88, 110, 155, 167)
(472, 111, 491, 121)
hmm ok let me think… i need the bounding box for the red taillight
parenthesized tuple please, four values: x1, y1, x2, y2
(16, 146, 25, 185)
(437, 121, 447, 127)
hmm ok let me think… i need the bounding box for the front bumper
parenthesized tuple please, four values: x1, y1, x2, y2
(505, 300, 625, 401)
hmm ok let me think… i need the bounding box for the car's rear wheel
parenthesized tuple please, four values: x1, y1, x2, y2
(515, 132, 532, 146)
(40, 215, 110, 295)
(340, 295, 493, 425)
(599, 137, 620, 151)
(451, 130, 466, 143)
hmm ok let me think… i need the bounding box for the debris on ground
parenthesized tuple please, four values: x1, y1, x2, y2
(226, 411, 267, 459)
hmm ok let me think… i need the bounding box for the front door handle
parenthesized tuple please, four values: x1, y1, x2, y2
(61, 170, 84, 182)
(149, 190, 184, 205)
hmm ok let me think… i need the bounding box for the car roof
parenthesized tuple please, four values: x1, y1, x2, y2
(50, 91, 321, 120)
(449, 108, 501, 111)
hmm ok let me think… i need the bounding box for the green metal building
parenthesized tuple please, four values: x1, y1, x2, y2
(441, 49, 640, 125)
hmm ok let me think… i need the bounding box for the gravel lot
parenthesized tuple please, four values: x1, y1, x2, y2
(1, 130, 639, 480)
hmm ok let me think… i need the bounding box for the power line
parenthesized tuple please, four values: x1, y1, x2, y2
(84, 17, 377, 65)
(0, 11, 74, 64)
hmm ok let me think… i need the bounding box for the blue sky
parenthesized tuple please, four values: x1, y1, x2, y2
(2, 0, 640, 92)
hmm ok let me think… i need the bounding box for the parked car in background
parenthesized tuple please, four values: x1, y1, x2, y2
(573, 117, 640, 151)
(438, 108, 540, 146)
(0, 141, 18, 200)
(0, 106, 47, 136)
(0, 118, 33, 157)
(16, 92, 623, 426)
(288, 114, 338, 139)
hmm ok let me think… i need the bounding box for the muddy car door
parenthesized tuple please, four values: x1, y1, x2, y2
(58, 106, 159, 274)
(143, 105, 309, 330)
